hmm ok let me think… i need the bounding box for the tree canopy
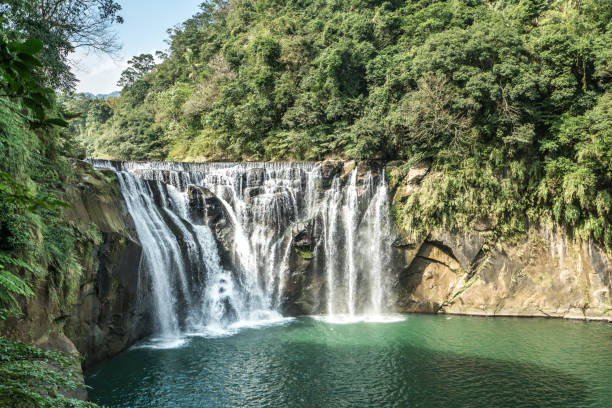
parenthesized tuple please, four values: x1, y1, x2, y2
(117, 53, 156, 87)
(70, 0, 611, 249)
(1, 0, 123, 90)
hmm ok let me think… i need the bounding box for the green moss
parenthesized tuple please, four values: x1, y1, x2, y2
(111, 277, 119, 295)
(449, 275, 479, 305)
(296, 248, 313, 260)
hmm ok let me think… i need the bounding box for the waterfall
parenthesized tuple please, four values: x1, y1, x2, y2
(343, 169, 359, 316)
(89, 159, 397, 338)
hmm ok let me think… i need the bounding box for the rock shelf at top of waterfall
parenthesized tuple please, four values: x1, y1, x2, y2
(88, 159, 399, 339)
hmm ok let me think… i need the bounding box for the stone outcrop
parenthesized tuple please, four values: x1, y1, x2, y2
(390, 164, 612, 322)
(187, 184, 235, 267)
(63, 163, 152, 367)
(392, 160, 431, 203)
(1, 161, 152, 371)
(283, 219, 324, 315)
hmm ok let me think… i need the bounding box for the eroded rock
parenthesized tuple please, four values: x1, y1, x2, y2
(394, 228, 612, 321)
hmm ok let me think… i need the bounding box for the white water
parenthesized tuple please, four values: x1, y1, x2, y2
(343, 169, 359, 316)
(90, 160, 396, 338)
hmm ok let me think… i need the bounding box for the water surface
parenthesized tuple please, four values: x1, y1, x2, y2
(86, 315, 612, 407)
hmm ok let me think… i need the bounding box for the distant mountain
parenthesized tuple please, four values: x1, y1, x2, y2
(80, 91, 120, 99)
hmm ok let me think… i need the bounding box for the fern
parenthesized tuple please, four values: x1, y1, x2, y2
(0, 338, 100, 408)
(0, 254, 35, 308)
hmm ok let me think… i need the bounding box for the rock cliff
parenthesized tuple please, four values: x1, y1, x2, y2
(388, 163, 612, 322)
(1, 161, 152, 371)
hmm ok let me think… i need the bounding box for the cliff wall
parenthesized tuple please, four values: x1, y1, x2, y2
(388, 163, 612, 321)
(0, 161, 151, 370)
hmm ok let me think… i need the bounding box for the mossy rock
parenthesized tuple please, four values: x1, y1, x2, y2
(295, 247, 314, 260)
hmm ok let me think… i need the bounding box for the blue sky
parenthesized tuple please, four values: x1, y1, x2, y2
(74, 0, 203, 94)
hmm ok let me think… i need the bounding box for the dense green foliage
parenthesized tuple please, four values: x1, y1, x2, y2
(1, 0, 123, 91)
(71, 0, 611, 249)
(1, 8, 106, 406)
(0, 338, 97, 407)
(0, 30, 72, 313)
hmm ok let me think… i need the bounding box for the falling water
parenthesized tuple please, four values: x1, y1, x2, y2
(322, 178, 342, 316)
(363, 173, 391, 315)
(343, 169, 359, 316)
(115, 173, 183, 337)
(89, 159, 396, 337)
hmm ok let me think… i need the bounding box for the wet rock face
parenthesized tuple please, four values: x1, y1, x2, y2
(186, 185, 234, 266)
(67, 232, 151, 367)
(188, 185, 227, 225)
(1, 161, 153, 377)
(246, 168, 266, 187)
(292, 221, 315, 249)
(64, 164, 152, 367)
(318, 161, 344, 189)
(282, 219, 321, 315)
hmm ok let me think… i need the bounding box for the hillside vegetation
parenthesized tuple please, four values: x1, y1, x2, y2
(69, 0, 611, 249)
(1, 1, 123, 405)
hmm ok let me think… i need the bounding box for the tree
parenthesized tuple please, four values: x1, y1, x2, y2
(86, 99, 112, 124)
(0, 35, 68, 127)
(1, 0, 123, 91)
(117, 53, 156, 87)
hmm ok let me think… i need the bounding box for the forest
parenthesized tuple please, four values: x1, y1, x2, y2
(1, 1, 121, 406)
(0, 0, 612, 406)
(68, 0, 611, 249)
(0, 1, 611, 405)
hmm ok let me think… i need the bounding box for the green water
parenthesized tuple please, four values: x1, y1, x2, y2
(86, 315, 612, 407)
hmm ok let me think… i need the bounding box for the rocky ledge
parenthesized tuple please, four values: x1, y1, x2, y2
(388, 162, 611, 322)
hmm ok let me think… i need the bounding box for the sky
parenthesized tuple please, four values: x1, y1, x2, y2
(74, 0, 203, 94)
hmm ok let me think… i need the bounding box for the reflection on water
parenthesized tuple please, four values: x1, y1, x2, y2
(86, 315, 612, 408)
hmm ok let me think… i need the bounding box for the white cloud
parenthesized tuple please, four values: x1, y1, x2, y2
(73, 48, 162, 95)
(73, 51, 128, 94)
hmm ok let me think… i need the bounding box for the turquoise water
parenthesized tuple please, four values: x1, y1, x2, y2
(86, 315, 612, 407)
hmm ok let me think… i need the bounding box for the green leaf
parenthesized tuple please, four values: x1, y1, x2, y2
(16, 39, 44, 55)
(45, 117, 69, 127)
(17, 53, 42, 67)
(11, 61, 32, 79)
(22, 97, 45, 120)
(30, 93, 52, 109)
